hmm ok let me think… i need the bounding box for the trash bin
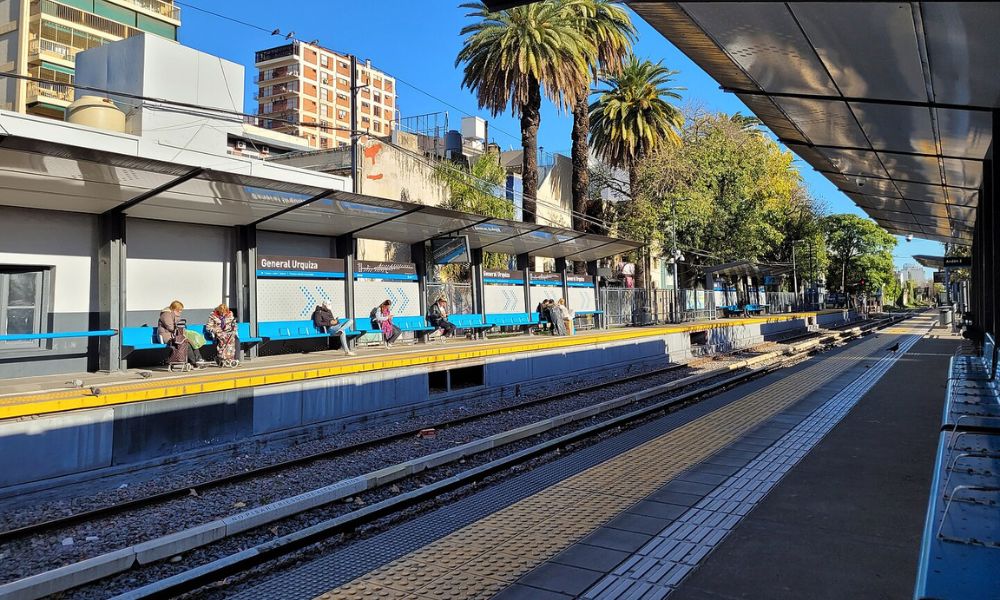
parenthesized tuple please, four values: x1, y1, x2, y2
(939, 306, 952, 326)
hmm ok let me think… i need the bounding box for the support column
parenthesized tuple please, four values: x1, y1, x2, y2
(555, 257, 569, 305)
(235, 225, 258, 359)
(412, 240, 429, 324)
(470, 248, 486, 324)
(587, 260, 603, 329)
(336, 234, 357, 324)
(517, 253, 532, 333)
(98, 211, 126, 372)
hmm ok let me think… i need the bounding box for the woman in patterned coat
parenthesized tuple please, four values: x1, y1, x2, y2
(206, 303, 239, 366)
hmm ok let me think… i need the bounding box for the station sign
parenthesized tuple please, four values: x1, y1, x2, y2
(943, 256, 971, 268)
(483, 269, 525, 284)
(531, 273, 562, 283)
(257, 255, 345, 278)
(355, 260, 418, 280)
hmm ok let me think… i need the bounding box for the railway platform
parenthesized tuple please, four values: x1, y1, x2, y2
(0, 310, 849, 492)
(226, 313, 955, 599)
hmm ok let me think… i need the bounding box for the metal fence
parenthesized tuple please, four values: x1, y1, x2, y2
(426, 282, 474, 315)
(601, 288, 805, 328)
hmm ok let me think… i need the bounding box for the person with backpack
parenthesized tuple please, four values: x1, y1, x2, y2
(536, 299, 551, 334)
(311, 301, 356, 356)
(371, 299, 401, 348)
(427, 297, 456, 339)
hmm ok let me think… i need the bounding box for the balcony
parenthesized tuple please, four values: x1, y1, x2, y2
(31, 0, 143, 39)
(254, 67, 300, 84)
(108, 0, 180, 22)
(28, 38, 75, 64)
(26, 81, 73, 106)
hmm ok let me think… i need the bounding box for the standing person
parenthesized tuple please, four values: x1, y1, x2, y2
(205, 303, 240, 367)
(550, 299, 567, 336)
(311, 301, 356, 356)
(371, 299, 402, 348)
(557, 298, 575, 335)
(428, 297, 457, 339)
(158, 300, 204, 369)
(621, 261, 636, 289)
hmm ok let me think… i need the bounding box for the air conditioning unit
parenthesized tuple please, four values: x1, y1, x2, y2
(260, 146, 270, 156)
(236, 141, 247, 150)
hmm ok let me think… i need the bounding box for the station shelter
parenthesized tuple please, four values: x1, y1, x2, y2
(0, 112, 640, 380)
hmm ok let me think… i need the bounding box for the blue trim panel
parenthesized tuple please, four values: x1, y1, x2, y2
(257, 270, 346, 279)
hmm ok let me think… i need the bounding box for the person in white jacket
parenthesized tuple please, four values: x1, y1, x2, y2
(556, 298, 575, 336)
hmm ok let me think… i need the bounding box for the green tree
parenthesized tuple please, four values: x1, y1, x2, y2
(567, 0, 635, 237)
(623, 112, 821, 288)
(589, 55, 684, 196)
(822, 214, 897, 293)
(457, 1, 593, 224)
(435, 153, 512, 271)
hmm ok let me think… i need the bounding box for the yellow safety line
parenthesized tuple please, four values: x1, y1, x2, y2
(316, 322, 925, 600)
(0, 312, 836, 420)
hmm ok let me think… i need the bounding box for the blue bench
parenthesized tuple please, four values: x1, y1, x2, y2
(721, 304, 765, 318)
(122, 323, 261, 351)
(0, 329, 117, 342)
(443, 314, 495, 330)
(914, 334, 1000, 599)
(257, 319, 359, 342)
(353, 315, 436, 335)
(486, 313, 539, 327)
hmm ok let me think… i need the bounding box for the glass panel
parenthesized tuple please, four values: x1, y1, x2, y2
(8, 273, 38, 307)
(6, 308, 35, 335)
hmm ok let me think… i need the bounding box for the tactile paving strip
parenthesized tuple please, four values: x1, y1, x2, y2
(582, 328, 928, 599)
(300, 331, 908, 600)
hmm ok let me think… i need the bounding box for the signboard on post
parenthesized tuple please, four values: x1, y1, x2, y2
(257, 255, 346, 278)
(933, 271, 946, 284)
(943, 256, 971, 268)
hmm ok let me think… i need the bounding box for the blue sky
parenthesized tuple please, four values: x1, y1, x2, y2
(177, 0, 940, 270)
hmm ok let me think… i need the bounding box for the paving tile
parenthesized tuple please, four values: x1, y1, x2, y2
(492, 583, 574, 600)
(627, 500, 688, 521)
(549, 543, 632, 572)
(646, 489, 705, 507)
(519, 562, 607, 596)
(658, 479, 719, 496)
(605, 512, 673, 535)
(678, 470, 730, 486)
(581, 527, 655, 553)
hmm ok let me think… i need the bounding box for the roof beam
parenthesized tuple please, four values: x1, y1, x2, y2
(817, 170, 981, 191)
(249, 189, 334, 227)
(105, 167, 204, 216)
(428, 216, 496, 241)
(784, 140, 983, 162)
(481, 224, 547, 251)
(526, 232, 589, 257)
(723, 87, 995, 113)
(346, 205, 425, 237)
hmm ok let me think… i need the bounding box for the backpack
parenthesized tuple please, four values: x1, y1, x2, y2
(369, 306, 379, 328)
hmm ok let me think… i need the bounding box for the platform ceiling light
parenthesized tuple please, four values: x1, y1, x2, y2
(906, 234, 914, 242)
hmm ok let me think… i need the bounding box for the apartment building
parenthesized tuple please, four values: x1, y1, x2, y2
(0, 0, 180, 119)
(255, 40, 396, 149)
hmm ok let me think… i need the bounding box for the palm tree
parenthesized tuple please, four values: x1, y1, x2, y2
(567, 0, 635, 236)
(589, 55, 684, 196)
(456, 1, 593, 224)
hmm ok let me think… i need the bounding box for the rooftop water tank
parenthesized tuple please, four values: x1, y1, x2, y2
(445, 129, 463, 159)
(66, 96, 126, 133)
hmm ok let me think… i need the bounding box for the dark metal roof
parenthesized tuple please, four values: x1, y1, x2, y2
(631, 2, 996, 246)
(0, 134, 641, 261)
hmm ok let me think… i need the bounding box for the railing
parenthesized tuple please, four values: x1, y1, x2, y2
(602, 288, 718, 327)
(114, 0, 180, 21)
(26, 81, 73, 102)
(32, 0, 144, 40)
(28, 38, 75, 63)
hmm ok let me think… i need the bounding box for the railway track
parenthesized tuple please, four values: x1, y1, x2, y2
(0, 314, 908, 599)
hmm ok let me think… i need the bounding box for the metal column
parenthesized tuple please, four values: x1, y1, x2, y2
(555, 257, 569, 306)
(470, 248, 486, 325)
(336, 234, 357, 324)
(587, 260, 604, 329)
(98, 211, 126, 372)
(235, 225, 258, 359)
(412, 241, 429, 327)
(517, 253, 532, 333)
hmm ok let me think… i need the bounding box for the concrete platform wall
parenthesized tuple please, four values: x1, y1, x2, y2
(0, 314, 849, 490)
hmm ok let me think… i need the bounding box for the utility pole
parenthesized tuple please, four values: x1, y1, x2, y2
(350, 54, 360, 194)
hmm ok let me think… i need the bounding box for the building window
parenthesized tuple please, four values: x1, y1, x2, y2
(373, 92, 381, 104)
(373, 106, 381, 117)
(0, 268, 47, 348)
(373, 121, 381, 133)
(337, 109, 347, 120)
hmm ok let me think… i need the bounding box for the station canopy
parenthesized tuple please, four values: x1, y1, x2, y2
(913, 255, 945, 270)
(630, 2, 997, 246)
(703, 260, 794, 279)
(0, 134, 641, 262)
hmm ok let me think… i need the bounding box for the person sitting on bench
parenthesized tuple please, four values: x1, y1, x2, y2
(311, 301, 356, 356)
(371, 300, 402, 348)
(427, 297, 457, 339)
